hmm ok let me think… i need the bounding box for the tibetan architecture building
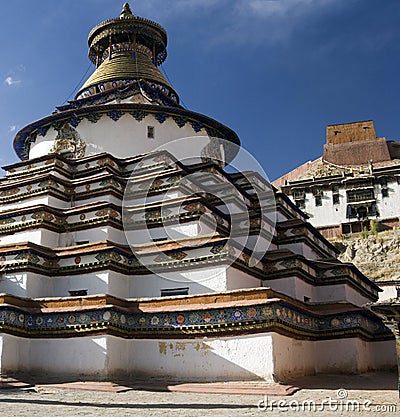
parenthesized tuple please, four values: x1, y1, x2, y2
(274, 121, 400, 304)
(274, 120, 400, 240)
(0, 4, 396, 382)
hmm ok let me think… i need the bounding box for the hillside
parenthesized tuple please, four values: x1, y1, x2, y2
(331, 228, 400, 282)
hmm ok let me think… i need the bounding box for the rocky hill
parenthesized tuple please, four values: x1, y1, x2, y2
(331, 229, 400, 282)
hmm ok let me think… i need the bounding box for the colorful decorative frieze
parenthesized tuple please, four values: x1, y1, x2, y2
(0, 295, 391, 341)
(0, 238, 233, 275)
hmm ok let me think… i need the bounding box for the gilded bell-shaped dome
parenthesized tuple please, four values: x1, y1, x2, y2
(75, 3, 178, 103)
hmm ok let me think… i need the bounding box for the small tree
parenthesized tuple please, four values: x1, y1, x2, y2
(361, 226, 369, 239)
(370, 219, 379, 236)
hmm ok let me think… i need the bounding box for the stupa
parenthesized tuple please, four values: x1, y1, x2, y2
(0, 4, 395, 382)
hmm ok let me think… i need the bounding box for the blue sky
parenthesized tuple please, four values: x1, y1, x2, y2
(1, 0, 400, 180)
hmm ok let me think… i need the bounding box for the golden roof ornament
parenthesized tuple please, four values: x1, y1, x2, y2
(120, 3, 134, 19)
(75, 4, 175, 101)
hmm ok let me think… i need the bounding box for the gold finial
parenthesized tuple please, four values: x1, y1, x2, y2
(120, 3, 134, 19)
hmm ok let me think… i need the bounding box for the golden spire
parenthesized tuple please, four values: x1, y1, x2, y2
(76, 3, 177, 101)
(120, 3, 134, 19)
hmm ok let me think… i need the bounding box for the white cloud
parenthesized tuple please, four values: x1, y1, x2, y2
(8, 125, 17, 133)
(139, 0, 221, 14)
(244, 0, 322, 17)
(4, 76, 21, 86)
(16, 64, 26, 73)
(136, 0, 344, 46)
(133, 0, 222, 27)
(172, 0, 220, 10)
(138, 0, 336, 20)
(227, 0, 340, 44)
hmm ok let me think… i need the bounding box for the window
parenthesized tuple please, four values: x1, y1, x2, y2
(347, 189, 374, 203)
(333, 194, 340, 205)
(293, 189, 305, 210)
(68, 289, 88, 296)
(332, 185, 340, 205)
(346, 203, 378, 219)
(295, 199, 305, 210)
(147, 126, 155, 139)
(342, 224, 351, 234)
(161, 288, 189, 297)
(153, 237, 168, 242)
(313, 189, 323, 206)
(293, 190, 305, 200)
(380, 178, 389, 198)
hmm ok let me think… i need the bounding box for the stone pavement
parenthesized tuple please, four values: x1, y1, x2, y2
(0, 372, 398, 417)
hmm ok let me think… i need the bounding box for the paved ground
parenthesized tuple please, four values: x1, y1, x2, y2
(0, 372, 398, 416)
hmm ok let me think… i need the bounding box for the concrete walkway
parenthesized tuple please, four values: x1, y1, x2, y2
(0, 372, 398, 416)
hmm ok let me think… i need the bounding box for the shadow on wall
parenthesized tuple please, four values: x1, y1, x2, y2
(0, 273, 31, 297)
(1, 334, 271, 384)
(0, 268, 236, 299)
(1, 335, 108, 382)
(0, 333, 397, 391)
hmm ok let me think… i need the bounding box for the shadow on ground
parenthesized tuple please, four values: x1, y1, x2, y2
(287, 371, 398, 391)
